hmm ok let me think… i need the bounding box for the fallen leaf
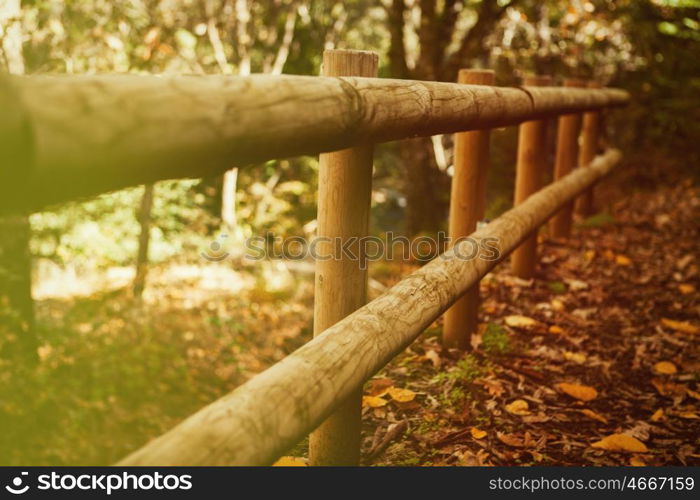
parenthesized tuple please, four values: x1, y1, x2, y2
(386, 387, 416, 403)
(505, 399, 531, 416)
(591, 434, 648, 453)
(651, 378, 687, 397)
(497, 432, 525, 447)
(678, 412, 700, 420)
(661, 318, 699, 335)
(556, 382, 598, 402)
(505, 315, 538, 329)
(273, 456, 308, 466)
(373, 407, 387, 419)
(470, 427, 487, 439)
(564, 351, 587, 364)
(424, 350, 441, 368)
(630, 456, 646, 466)
(548, 325, 564, 335)
(615, 254, 632, 266)
(362, 395, 388, 408)
(551, 299, 565, 311)
(678, 284, 695, 295)
(478, 379, 505, 397)
(686, 389, 700, 400)
(367, 378, 394, 397)
(584, 250, 596, 261)
(580, 409, 608, 424)
(651, 408, 665, 422)
(653, 361, 677, 375)
(567, 279, 589, 291)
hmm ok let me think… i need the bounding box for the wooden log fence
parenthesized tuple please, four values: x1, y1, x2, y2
(118, 149, 622, 466)
(0, 48, 629, 466)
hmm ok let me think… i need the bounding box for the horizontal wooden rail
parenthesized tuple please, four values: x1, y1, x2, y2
(118, 148, 622, 466)
(1, 74, 628, 213)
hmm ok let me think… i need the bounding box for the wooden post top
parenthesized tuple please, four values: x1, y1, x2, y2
(458, 68, 495, 85)
(322, 49, 379, 78)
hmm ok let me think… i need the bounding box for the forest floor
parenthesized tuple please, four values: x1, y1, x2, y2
(2, 150, 698, 466)
(359, 152, 700, 466)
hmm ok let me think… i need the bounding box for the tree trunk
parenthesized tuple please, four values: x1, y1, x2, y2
(0, 0, 36, 363)
(400, 137, 444, 235)
(0, 215, 37, 363)
(133, 183, 155, 297)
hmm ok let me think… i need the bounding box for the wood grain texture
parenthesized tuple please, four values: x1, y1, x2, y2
(443, 69, 494, 350)
(511, 75, 551, 279)
(3, 74, 628, 212)
(309, 49, 377, 466)
(118, 149, 622, 467)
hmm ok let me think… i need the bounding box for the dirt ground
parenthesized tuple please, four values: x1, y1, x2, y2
(359, 153, 700, 466)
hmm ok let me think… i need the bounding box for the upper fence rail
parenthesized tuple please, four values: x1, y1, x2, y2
(1, 73, 628, 213)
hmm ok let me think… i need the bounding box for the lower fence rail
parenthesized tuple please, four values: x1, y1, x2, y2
(117, 149, 622, 466)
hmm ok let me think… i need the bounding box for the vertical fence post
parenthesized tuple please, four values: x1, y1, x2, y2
(443, 69, 495, 350)
(550, 78, 585, 238)
(575, 81, 602, 217)
(511, 75, 551, 279)
(308, 49, 378, 466)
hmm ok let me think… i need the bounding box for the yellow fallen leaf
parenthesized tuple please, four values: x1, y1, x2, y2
(505, 399, 530, 416)
(273, 456, 308, 466)
(580, 408, 608, 424)
(678, 412, 700, 419)
(591, 434, 648, 453)
(564, 351, 586, 364)
(551, 299, 565, 311)
(687, 388, 700, 400)
(387, 387, 416, 403)
(505, 315, 538, 329)
(548, 325, 564, 335)
(653, 361, 677, 375)
(661, 318, 699, 335)
(584, 250, 596, 261)
(630, 456, 646, 466)
(470, 427, 487, 439)
(651, 408, 665, 422)
(362, 395, 388, 408)
(678, 284, 695, 295)
(556, 382, 598, 402)
(615, 254, 632, 266)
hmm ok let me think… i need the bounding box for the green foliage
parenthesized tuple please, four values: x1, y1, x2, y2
(30, 180, 214, 268)
(547, 281, 567, 294)
(481, 322, 511, 355)
(434, 354, 484, 385)
(580, 212, 617, 228)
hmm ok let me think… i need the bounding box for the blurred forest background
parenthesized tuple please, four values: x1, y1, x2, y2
(0, 0, 699, 465)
